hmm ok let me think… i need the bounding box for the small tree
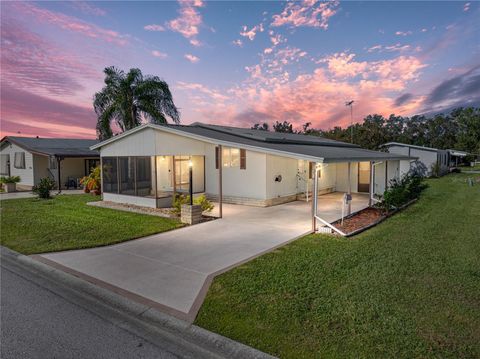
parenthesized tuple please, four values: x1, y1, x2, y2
(33, 178, 56, 199)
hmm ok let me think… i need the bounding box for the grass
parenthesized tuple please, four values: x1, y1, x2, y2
(196, 173, 480, 359)
(0, 194, 182, 254)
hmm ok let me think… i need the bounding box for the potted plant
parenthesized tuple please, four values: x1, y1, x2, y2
(0, 176, 21, 193)
(80, 166, 101, 195)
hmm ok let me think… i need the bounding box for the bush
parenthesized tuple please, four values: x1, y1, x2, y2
(80, 166, 101, 195)
(32, 177, 56, 199)
(172, 193, 214, 215)
(0, 176, 21, 184)
(380, 173, 427, 212)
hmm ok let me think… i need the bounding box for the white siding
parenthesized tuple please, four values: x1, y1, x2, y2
(335, 162, 359, 193)
(0, 142, 35, 187)
(206, 146, 267, 200)
(265, 155, 297, 199)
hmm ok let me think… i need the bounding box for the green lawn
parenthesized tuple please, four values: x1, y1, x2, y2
(196, 174, 480, 358)
(0, 194, 182, 254)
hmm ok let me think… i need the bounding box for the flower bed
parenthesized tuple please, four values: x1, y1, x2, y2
(332, 207, 385, 235)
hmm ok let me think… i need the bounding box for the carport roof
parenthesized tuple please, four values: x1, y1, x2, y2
(92, 123, 415, 163)
(1, 136, 99, 157)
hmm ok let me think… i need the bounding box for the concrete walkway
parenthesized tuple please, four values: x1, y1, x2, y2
(36, 193, 369, 322)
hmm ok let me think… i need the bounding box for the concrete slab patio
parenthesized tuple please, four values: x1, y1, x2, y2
(36, 193, 369, 322)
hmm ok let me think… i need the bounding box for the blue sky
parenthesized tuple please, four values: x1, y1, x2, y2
(1, 1, 479, 138)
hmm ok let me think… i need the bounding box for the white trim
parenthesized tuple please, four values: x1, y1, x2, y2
(92, 124, 326, 163)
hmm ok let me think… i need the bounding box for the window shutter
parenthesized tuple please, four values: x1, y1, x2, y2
(308, 162, 313, 179)
(240, 149, 246, 170)
(215, 146, 219, 169)
(0, 154, 9, 175)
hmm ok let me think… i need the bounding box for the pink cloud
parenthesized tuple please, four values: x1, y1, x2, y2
(69, 1, 106, 16)
(1, 19, 101, 97)
(0, 87, 96, 139)
(184, 54, 200, 63)
(144, 24, 165, 31)
(167, 0, 203, 46)
(9, 2, 128, 46)
(151, 50, 168, 59)
(271, 0, 339, 29)
(239, 23, 264, 41)
(183, 50, 428, 130)
(395, 30, 413, 36)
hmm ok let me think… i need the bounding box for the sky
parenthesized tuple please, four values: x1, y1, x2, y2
(1, 0, 479, 139)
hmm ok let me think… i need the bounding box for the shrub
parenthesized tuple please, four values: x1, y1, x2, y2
(172, 193, 214, 215)
(0, 176, 21, 184)
(380, 173, 427, 212)
(430, 162, 440, 178)
(80, 166, 101, 195)
(32, 177, 56, 199)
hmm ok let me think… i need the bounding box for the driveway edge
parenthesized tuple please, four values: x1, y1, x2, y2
(0, 246, 277, 359)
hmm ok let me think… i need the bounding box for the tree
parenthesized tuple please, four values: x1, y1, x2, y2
(273, 121, 295, 133)
(93, 67, 180, 140)
(251, 123, 269, 131)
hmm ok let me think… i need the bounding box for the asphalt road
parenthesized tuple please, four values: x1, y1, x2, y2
(0, 257, 222, 359)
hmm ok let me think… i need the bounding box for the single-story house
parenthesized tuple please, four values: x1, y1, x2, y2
(0, 136, 100, 191)
(381, 142, 450, 177)
(91, 123, 414, 232)
(447, 149, 469, 167)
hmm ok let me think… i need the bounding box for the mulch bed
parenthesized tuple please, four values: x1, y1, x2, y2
(332, 207, 385, 235)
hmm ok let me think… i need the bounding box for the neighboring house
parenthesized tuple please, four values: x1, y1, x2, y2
(447, 149, 469, 167)
(0, 137, 99, 190)
(91, 123, 414, 215)
(381, 142, 450, 176)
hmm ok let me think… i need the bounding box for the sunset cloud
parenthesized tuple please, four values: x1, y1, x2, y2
(9, 2, 129, 46)
(167, 0, 204, 46)
(151, 50, 167, 59)
(239, 23, 264, 41)
(184, 54, 200, 63)
(144, 24, 165, 31)
(271, 0, 339, 29)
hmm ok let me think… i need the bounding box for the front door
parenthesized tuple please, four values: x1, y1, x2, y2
(358, 162, 370, 193)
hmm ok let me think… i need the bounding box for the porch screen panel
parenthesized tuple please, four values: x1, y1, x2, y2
(119, 157, 135, 195)
(102, 157, 118, 193)
(136, 156, 153, 196)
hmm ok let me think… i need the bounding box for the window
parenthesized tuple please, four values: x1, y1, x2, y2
(102, 157, 118, 193)
(222, 147, 241, 168)
(136, 157, 153, 196)
(119, 157, 135, 195)
(14, 152, 25, 169)
(0, 154, 9, 175)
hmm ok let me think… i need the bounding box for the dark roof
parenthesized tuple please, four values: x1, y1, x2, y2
(92, 123, 415, 162)
(1, 136, 99, 157)
(165, 123, 415, 163)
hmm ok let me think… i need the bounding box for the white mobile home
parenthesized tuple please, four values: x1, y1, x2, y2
(381, 142, 450, 176)
(92, 123, 414, 230)
(0, 137, 100, 190)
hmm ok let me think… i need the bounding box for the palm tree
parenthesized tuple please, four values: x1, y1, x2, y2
(93, 67, 180, 140)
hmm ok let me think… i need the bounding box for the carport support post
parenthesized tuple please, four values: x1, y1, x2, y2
(56, 156, 62, 194)
(347, 162, 352, 215)
(218, 145, 223, 218)
(312, 162, 318, 232)
(369, 161, 374, 206)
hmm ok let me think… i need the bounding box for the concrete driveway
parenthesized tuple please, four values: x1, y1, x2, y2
(36, 193, 368, 322)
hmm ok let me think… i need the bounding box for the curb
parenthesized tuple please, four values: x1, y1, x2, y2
(0, 246, 277, 359)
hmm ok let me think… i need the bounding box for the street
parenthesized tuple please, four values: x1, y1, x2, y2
(0, 256, 222, 359)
